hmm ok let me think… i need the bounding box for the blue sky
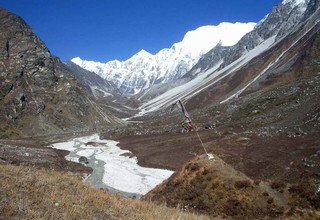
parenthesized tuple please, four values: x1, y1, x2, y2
(2, 0, 282, 62)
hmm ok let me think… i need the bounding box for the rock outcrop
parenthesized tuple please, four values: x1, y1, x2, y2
(0, 8, 122, 138)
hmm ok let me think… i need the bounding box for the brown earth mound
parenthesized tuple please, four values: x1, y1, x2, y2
(145, 155, 320, 219)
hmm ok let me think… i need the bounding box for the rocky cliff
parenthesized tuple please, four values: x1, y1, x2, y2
(0, 8, 122, 138)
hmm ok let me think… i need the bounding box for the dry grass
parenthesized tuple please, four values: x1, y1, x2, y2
(0, 164, 209, 220)
(288, 182, 320, 209)
(145, 155, 320, 219)
(145, 155, 279, 218)
(0, 124, 20, 139)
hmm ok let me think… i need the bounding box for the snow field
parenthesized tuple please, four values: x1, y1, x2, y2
(50, 134, 174, 195)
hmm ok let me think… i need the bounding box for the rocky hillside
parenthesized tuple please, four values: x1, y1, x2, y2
(65, 61, 120, 98)
(185, 0, 320, 110)
(188, 0, 311, 77)
(138, 0, 320, 114)
(0, 8, 122, 138)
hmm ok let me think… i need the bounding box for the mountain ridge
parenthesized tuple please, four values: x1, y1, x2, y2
(136, 0, 316, 115)
(72, 22, 256, 94)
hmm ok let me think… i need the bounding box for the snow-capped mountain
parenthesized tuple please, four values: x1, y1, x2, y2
(187, 0, 311, 78)
(71, 22, 256, 94)
(65, 61, 119, 98)
(138, 0, 318, 115)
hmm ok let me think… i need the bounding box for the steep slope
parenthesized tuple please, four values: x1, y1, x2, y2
(188, 0, 320, 109)
(138, 0, 319, 115)
(72, 22, 256, 94)
(0, 8, 122, 138)
(65, 61, 120, 98)
(188, 0, 312, 77)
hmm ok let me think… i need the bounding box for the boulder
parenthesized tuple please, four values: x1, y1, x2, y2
(204, 122, 215, 130)
(78, 156, 88, 164)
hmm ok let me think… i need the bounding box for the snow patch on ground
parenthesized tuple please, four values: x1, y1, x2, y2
(50, 134, 173, 195)
(95, 140, 173, 194)
(51, 141, 76, 151)
(77, 149, 96, 157)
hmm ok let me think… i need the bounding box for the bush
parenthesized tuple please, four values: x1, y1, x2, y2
(254, 180, 261, 185)
(267, 198, 274, 204)
(234, 180, 251, 189)
(202, 168, 210, 175)
(185, 162, 201, 172)
(267, 205, 284, 217)
(270, 181, 286, 190)
(289, 182, 320, 209)
(223, 199, 244, 216)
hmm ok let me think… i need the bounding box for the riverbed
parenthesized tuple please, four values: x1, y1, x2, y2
(50, 134, 174, 197)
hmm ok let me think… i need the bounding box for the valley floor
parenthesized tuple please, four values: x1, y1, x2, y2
(115, 75, 320, 185)
(1, 76, 319, 219)
(50, 134, 173, 197)
(116, 129, 320, 185)
(108, 75, 320, 218)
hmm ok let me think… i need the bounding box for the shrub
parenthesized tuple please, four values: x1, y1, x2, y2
(223, 199, 244, 216)
(185, 162, 201, 172)
(254, 180, 261, 185)
(267, 205, 284, 217)
(234, 180, 251, 189)
(267, 198, 274, 204)
(289, 182, 320, 209)
(202, 168, 211, 175)
(270, 181, 286, 190)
